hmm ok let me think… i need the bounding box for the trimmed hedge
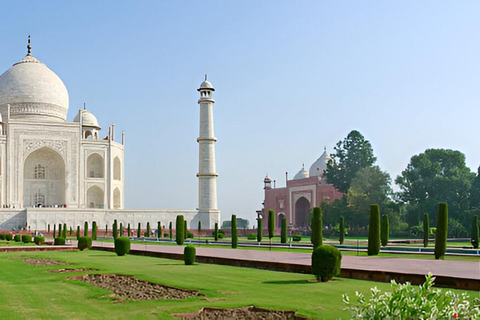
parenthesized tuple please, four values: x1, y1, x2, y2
(14, 234, 21, 242)
(197, 221, 201, 239)
(120, 223, 123, 237)
(114, 237, 131, 256)
(471, 215, 479, 249)
(293, 234, 302, 242)
(268, 209, 275, 239)
(435, 203, 448, 260)
(0, 234, 5, 240)
(311, 207, 323, 248)
(339, 216, 345, 245)
(137, 222, 141, 239)
(34, 235, 45, 245)
(423, 213, 429, 248)
(146, 222, 151, 238)
(184, 245, 196, 265)
(84, 221, 88, 237)
(176, 215, 185, 245)
(78, 236, 92, 251)
(311, 244, 342, 282)
(127, 223, 131, 237)
(76, 226, 80, 240)
(169, 221, 173, 240)
(5, 234, 12, 241)
(186, 231, 194, 238)
(381, 214, 389, 247)
(92, 221, 97, 240)
(256, 218, 262, 242)
(368, 204, 381, 256)
(158, 221, 162, 238)
(22, 234, 31, 243)
(214, 222, 219, 241)
(54, 237, 66, 245)
(113, 220, 118, 239)
(247, 233, 257, 240)
(63, 223, 67, 239)
(58, 224, 62, 238)
(281, 217, 287, 244)
(231, 214, 238, 248)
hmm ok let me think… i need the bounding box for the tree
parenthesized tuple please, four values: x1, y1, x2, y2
(231, 214, 238, 248)
(158, 221, 161, 238)
(268, 210, 275, 250)
(197, 221, 202, 239)
(311, 207, 323, 248)
(339, 216, 345, 245)
(92, 221, 97, 240)
(184, 220, 187, 240)
(396, 149, 474, 227)
(435, 203, 448, 260)
(62, 223, 67, 239)
(423, 213, 429, 248)
(256, 218, 262, 242)
(127, 223, 131, 237)
(76, 226, 80, 240)
(381, 214, 389, 247)
(137, 222, 141, 239)
(347, 166, 392, 227)
(326, 130, 377, 193)
(237, 218, 250, 230)
(280, 218, 287, 244)
(84, 221, 88, 237)
(176, 215, 184, 245)
(471, 215, 479, 249)
(368, 204, 380, 256)
(214, 222, 219, 241)
(120, 223, 123, 237)
(146, 222, 151, 238)
(58, 224, 62, 238)
(169, 221, 173, 240)
(113, 220, 118, 239)
(53, 225, 56, 239)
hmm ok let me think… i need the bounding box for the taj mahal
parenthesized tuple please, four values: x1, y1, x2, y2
(0, 38, 220, 230)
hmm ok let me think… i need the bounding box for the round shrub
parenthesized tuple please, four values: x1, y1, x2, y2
(78, 236, 92, 251)
(247, 233, 257, 240)
(22, 234, 32, 243)
(114, 237, 131, 256)
(5, 234, 12, 241)
(311, 244, 342, 282)
(217, 233, 224, 239)
(293, 234, 302, 242)
(34, 235, 45, 245)
(54, 237, 65, 245)
(163, 233, 169, 238)
(186, 231, 194, 239)
(0, 234, 5, 240)
(14, 234, 21, 242)
(184, 245, 196, 265)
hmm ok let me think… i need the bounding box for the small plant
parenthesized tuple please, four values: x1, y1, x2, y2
(217, 233, 224, 239)
(184, 245, 196, 265)
(293, 234, 302, 242)
(114, 237, 131, 256)
(311, 245, 342, 282)
(78, 236, 92, 251)
(21, 234, 32, 243)
(54, 237, 65, 245)
(368, 204, 380, 256)
(163, 232, 169, 238)
(34, 235, 45, 245)
(247, 233, 257, 240)
(5, 234, 12, 241)
(14, 234, 21, 242)
(343, 273, 480, 318)
(69, 226, 73, 236)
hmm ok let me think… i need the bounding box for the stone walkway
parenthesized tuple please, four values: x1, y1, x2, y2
(93, 241, 480, 282)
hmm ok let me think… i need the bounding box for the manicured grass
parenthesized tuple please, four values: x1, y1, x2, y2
(0, 250, 399, 319)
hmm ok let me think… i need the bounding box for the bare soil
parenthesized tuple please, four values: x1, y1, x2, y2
(69, 274, 203, 301)
(49, 268, 97, 273)
(173, 306, 307, 320)
(23, 258, 69, 266)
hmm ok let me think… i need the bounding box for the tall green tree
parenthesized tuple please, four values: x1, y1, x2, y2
(84, 221, 88, 236)
(339, 216, 345, 245)
(197, 221, 202, 239)
(256, 218, 262, 242)
(214, 222, 219, 241)
(435, 203, 448, 260)
(113, 220, 118, 239)
(146, 222, 151, 238)
(158, 221, 161, 238)
(380, 214, 389, 247)
(231, 214, 238, 248)
(423, 213, 429, 248)
(58, 224, 62, 238)
(396, 149, 474, 227)
(471, 215, 479, 249)
(176, 215, 184, 245)
(368, 204, 380, 256)
(62, 223, 67, 239)
(120, 223, 123, 237)
(92, 221, 97, 240)
(169, 221, 173, 240)
(325, 130, 377, 193)
(268, 210, 275, 250)
(137, 222, 141, 238)
(127, 223, 131, 237)
(280, 218, 287, 244)
(311, 207, 323, 248)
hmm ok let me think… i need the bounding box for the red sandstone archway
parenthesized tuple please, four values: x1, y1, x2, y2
(295, 197, 310, 228)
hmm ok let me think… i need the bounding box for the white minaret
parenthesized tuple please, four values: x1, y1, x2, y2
(196, 76, 220, 228)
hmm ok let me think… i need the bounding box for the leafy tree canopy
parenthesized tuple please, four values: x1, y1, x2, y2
(326, 130, 377, 193)
(395, 148, 474, 226)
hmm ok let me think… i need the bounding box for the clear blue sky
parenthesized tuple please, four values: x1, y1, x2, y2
(1, 1, 480, 225)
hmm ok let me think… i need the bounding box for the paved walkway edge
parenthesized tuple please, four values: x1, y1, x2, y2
(92, 246, 480, 291)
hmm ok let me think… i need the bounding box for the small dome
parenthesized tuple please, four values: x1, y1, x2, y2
(197, 80, 215, 91)
(0, 54, 69, 122)
(293, 166, 309, 180)
(264, 175, 271, 183)
(73, 110, 100, 129)
(309, 150, 330, 177)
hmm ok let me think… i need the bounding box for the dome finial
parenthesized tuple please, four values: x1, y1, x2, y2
(324, 146, 326, 152)
(83, 102, 86, 110)
(27, 34, 31, 56)
(205, 74, 208, 81)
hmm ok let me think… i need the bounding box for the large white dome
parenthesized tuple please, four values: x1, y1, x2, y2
(309, 150, 330, 177)
(0, 54, 69, 122)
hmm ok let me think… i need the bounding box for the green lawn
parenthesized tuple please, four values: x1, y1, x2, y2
(0, 250, 396, 319)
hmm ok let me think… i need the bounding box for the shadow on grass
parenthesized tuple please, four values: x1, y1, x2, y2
(262, 279, 315, 285)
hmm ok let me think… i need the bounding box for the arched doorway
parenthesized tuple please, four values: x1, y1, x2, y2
(295, 197, 310, 228)
(87, 153, 104, 178)
(113, 188, 121, 209)
(114, 157, 121, 180)
(87, 186, 104, 208)
(24, 147, 65, 207)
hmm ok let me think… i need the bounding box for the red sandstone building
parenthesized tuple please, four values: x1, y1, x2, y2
(261, 150, 343, 231)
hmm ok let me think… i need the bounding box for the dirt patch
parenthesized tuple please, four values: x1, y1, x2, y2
(24, 258, 69, 266)
(173, 306, 308, 320)
(49, 268, 97, 273)
(69, 274, 202, 301)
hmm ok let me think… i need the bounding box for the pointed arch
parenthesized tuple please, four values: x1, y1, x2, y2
(113, 156, 121, 181)
(295, 197, 310, 228)
(87, 185, 104, 208)
(113, 188, 121, 209)
(87, 153, 104, 178)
